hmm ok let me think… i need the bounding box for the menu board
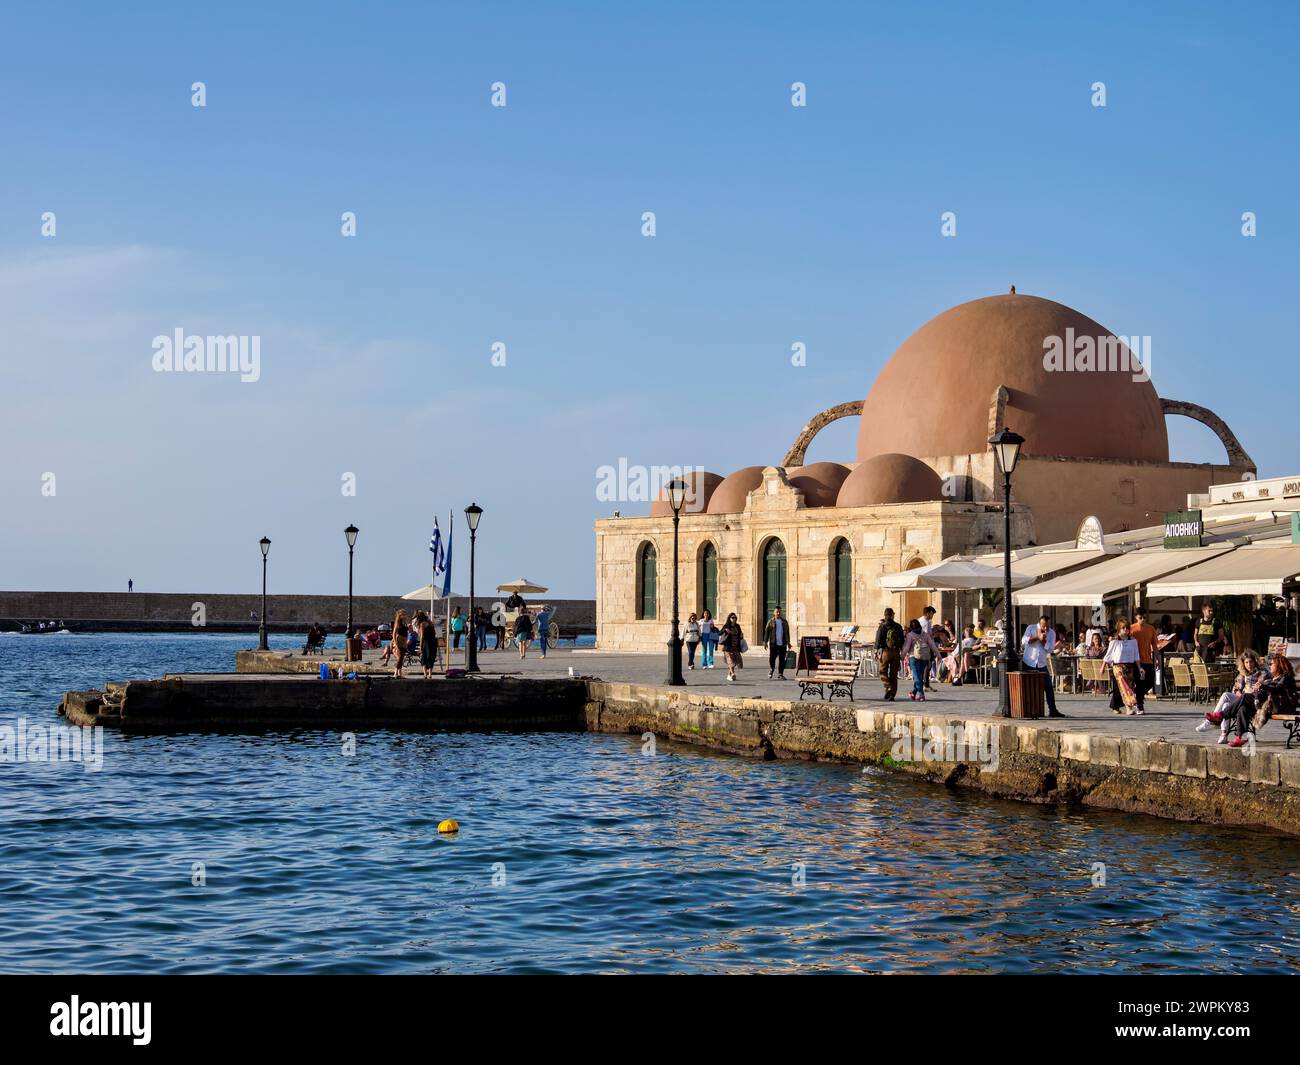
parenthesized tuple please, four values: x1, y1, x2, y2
(1268, 636, 1287, 659)
(796, 635, 832, 674)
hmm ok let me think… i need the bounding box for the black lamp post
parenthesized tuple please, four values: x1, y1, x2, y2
(989, 428, 1025, 717)
(257, 536, 271, 650)
(464, 503, 482, 673)
(664, 478, 687, 686)
(344, 524, 359, 647)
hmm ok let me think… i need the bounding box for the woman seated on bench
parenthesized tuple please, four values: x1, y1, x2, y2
(1220, 653, 1295, 748)
(302, 623, 326, 654)
(1196, 650, 1269, 744)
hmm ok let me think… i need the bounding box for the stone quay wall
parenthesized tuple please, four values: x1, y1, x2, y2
(584, 683, 1300, 837)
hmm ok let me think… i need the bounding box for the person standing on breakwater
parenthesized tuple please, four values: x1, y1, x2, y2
(874, 608, 904, 701)
(128, 578, 133, 592)
(390, 610, 411, 677)
(514, 607, 534, 660)
(534, 605, 553, 658)
(718, 613, 745, 682)
(415, 610, 438, 679)
(699, 610, 717, 669)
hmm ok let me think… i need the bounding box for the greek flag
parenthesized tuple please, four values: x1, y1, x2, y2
(429, 519, 445, 576)
(439, 509, 454, 598)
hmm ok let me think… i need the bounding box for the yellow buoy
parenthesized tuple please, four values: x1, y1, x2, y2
(437, 819, 460, 834)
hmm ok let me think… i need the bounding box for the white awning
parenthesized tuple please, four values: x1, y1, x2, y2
(1012, 545, 1234, 609)
(880, 558, 1033, 591)
(1146, 543, 1300, 598)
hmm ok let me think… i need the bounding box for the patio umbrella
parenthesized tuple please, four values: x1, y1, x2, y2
(401, 585, 467, 601)
(879, 557, 1034, 591)
(496, 578, 549, 594)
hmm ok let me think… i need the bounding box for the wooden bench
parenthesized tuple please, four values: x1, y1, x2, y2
(1273, 712, 1299, 750)
(797, 660, 860, 702)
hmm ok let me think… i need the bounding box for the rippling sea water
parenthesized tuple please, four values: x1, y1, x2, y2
(1, 632, 1298, 974)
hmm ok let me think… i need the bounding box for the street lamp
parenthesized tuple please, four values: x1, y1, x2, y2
(989, 427, 1025, 717)
(464, 503, 483, 673)
(257, 536, 271, 650)
(344, 524, 359, 653)
(664, 477, 688, 686)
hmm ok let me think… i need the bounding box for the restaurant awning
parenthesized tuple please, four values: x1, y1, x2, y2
(1146, 543, 1300, 598)
(880, 557, 1034, 591)
(1012, 544, 1234, 609)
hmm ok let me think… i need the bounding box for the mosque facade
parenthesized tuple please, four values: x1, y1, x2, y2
(594, 291, 1254, 651)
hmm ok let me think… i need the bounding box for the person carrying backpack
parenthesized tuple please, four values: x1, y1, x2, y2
(874, 608, 905, 701)
(901, 619, 941, 702)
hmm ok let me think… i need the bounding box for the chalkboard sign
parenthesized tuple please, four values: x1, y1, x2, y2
(796, 635, 832, 674)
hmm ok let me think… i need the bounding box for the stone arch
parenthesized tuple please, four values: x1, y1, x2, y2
(1160, 398, 1255, 469)
(782, 401, 862, 467)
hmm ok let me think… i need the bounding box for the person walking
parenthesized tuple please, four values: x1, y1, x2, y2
(1020, 614, 1063, 718)
(683, 612, 702, 670)
(874, 608, 905, 701)
(1103, 617, 1142, 715)
(415, 610, 439, 679)
(763, 606, 790, 680)
(718, 612, 745, 682)
(901, 619, 940, 702)
(514, 607, 534, 660)
(534, 605, 553, 659)
(699, 610, 717, 668)
(1130, 608, 1157, 705)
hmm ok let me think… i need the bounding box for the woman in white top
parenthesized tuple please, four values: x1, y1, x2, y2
(1103, 618, 1143, 715)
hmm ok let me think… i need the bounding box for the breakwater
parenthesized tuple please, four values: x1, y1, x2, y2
(0, 591, 595, 634)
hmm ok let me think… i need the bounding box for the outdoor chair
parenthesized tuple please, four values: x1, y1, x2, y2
(1190, 661, 1229, 704)
(1167, 658, 1193, 702)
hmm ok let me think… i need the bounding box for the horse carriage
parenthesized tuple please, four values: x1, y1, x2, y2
(500, 604, 560, 648)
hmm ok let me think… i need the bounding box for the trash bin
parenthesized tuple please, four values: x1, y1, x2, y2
(1009, 670, 1045, 719)
(345, 636, 363, 662)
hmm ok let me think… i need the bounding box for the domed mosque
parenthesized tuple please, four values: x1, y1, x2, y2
(596, 291, 1254, 651)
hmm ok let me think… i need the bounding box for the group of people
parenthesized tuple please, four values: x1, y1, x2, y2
(1195, 648, 1296, 747)
(872, 606, 981, 703)
(675, 607, 792, 683)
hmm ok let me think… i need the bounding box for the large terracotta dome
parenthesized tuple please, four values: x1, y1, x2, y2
(786, 462, 850, 507)
(837, 453, 943, 507)
(856, 293, 1169, 464)
(649, 470, 723, 516)
(706, 466, 766, 514)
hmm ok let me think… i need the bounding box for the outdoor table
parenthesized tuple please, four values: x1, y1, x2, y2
(1052, 653, 1080, 693)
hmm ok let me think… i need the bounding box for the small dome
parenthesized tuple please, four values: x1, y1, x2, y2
(836, 453, 943, 507)
(706, 466, 766, 514)
(786, 462, 850, 508)
(649, 470, 723, 516)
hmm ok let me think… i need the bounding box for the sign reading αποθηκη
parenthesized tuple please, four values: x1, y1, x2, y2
(1164, 509, 1203, 549)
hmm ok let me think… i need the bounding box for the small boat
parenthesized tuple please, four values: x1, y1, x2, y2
(18, 621, 74, 634)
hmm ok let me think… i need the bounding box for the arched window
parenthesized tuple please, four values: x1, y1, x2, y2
(761, 538, 787, 621)
(832, 538, 852, 622)
(699, 542, 718, 618)
(637, 542, 657, 620)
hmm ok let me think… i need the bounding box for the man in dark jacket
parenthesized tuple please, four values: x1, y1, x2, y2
(763, 607, 790, 679)
(875, 608, 905, 700)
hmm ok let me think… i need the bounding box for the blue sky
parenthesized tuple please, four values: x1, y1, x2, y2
(3, 1, 1296, 598)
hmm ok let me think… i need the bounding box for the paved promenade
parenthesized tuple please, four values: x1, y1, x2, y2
(272, 643, 1299, 759)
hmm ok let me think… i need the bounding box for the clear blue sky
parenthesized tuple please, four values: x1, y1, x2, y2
(3, 1, 1295, 598)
